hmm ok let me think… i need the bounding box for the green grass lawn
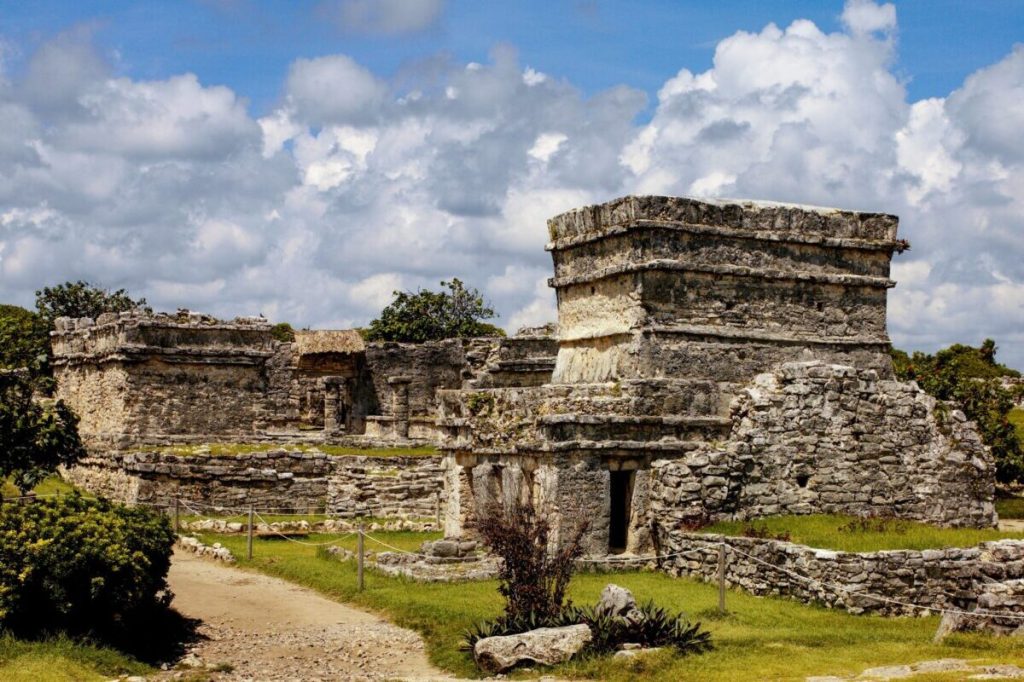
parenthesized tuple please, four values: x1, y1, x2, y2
(1010, 407, 1023, 441)
(702, 514, 1024, 552)
(997, 497, 1024, 520)
(1, 474, 79, 500)
(153, 442, 439, 458)
(195, 530, 1024, 681)
(0, 633, 152, 682)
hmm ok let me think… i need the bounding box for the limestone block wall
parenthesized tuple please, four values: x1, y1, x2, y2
(545, 196, 899, 386)
(659, 532, 1024, 616)
(64, 451, 333, 511)
(363, 340, 470, 420)
(441, 361, 997, 541)
(63, 450, 447, 518)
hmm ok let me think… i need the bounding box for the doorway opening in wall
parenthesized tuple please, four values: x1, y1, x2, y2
(609, 470, 634, 554)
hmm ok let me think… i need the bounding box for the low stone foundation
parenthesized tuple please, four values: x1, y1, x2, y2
(64, 449, 445, 518)
(660, 532, 1024, 616)
(326, 456, 445, 518)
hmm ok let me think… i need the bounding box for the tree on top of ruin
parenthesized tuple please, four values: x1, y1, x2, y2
(363, 278, 505, 342)
(35, 280, 150, 327)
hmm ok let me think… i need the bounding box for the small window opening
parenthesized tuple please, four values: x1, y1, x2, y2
(609, 470, 635, 554)
(796, 474, 810, 488)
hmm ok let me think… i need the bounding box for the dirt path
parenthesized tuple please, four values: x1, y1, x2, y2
(159, 550, 450, 681)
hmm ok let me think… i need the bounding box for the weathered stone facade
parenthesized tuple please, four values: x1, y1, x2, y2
(52, 311, 286, 446)
(440, 196, 998, 556)
(51, 311, 556, 449)
(62, 449, 446, 517)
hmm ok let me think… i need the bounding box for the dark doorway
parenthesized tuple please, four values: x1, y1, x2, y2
(609, 470, 634, 553)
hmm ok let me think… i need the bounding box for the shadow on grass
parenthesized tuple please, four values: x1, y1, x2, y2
(11, 604, 205, 669)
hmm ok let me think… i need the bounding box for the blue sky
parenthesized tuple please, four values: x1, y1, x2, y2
(0, 0, 1022, 367)
(4, 1, 1022, 115)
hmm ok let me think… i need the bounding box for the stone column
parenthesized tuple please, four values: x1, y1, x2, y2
(323, 376, 345, 434)
(388, 375, 412, 439)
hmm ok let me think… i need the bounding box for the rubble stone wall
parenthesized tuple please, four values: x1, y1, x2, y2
(645, 362, 997, 529)
(659, 532, 1024, 616)
(326, 456, 446, 518)
(64, 450, 333, 511)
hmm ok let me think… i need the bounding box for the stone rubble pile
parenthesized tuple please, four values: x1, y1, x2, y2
(176, 536, 236, 563)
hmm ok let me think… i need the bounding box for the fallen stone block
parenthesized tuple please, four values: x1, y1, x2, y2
(474, 624, 592, 674)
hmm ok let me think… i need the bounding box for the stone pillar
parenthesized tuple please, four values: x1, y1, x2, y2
(446, 452, 480, 539)
(323, 376, 347, 434)
(388, 375, 412, 439)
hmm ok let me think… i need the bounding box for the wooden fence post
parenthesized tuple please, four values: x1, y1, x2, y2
(247, 505, 255, 561)
(435, 496, 441, 528)
(357, 524, 365, 592)
(174, 497, 180, 533)
(717, 543, 727, 614)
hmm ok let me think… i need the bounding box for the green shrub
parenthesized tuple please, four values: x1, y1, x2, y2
(570, 601, 712, 655)
(0, 495, 175, 637)
(270, 322, 296, 342)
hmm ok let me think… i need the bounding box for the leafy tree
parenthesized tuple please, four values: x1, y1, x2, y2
(364, 278, 504, 342)
(892, 340, 1024, 482)
(0, 305, 49, 374)
(0, 371, 85, 497)
(35, 280, 149, 326)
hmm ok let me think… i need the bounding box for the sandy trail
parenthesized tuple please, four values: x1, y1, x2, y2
(159, 550, 450, 681)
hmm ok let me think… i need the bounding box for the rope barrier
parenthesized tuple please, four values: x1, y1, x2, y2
(361, 532, 436, 558)
(249, 511, 357, 547)
(171, 495, 435, 519)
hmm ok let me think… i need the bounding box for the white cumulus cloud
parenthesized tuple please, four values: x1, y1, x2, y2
(1, 0, 1023, 368)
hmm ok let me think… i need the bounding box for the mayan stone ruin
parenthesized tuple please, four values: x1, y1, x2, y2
(50, 309, 555, 512)
(48, 194, 998, 555)
(438, 195, 997, 556)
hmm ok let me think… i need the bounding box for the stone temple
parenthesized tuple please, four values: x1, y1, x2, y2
(439, 195, 996, 556)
